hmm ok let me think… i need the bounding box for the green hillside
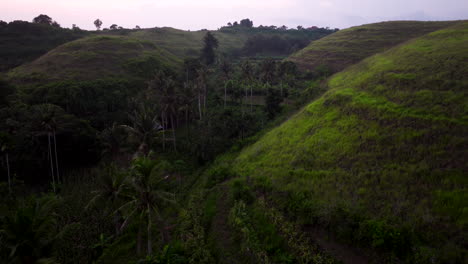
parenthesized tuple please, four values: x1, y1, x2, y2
(288, 21, 460, 73)
(233, 22, 468, 262)
(0, 20, 89, 72)
(129, 26, 334, 58)
(7, 35, 180, 83)
(129, 27, 246, 57)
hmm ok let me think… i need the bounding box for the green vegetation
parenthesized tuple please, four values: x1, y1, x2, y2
(129, 25, 335, 59)
(288, 20, 461, 73)
(234, 22, 468, 263)
(1, 15, 467, 264)
(7, 35, 180, 83)
(0, 20, 88, 72)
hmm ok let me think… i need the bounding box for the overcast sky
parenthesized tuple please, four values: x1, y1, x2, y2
(2, 0, 467, 30)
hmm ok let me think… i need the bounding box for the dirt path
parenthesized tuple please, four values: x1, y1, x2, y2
(304, 225, 372, 264)
(210, 185, 243, 264)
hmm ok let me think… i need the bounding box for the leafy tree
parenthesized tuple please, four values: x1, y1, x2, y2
(94, 19, 103, 30)
(259, 59, 277, 84)
(51, 21, 60, 28)
(265, 86, 282, 119)
(200, 32, 218, 65)
(32, 14, 53, 25)
(110, 24, 118, 30)
(240, 18, 254, 28)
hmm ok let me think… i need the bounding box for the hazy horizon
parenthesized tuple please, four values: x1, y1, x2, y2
(2, 0, 468, 30)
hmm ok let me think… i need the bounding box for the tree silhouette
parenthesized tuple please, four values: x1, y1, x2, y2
(33, 14, 52, 25)
(0, 132, 12, 193)
(87, 164, 128, 236)
(200, 32, 218, 65)
(121, 104, 161, 159)
(33, 104, 69, 192)
(0, 195, 61, 263)
(118, 156, 175, 256)
(94, 19, 103, 30)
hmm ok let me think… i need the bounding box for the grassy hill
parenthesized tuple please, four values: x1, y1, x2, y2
(288, 21, 461, 73)
(0, 21, 89, 72)
(129, 26, 334, 58)
(7, 35, 180, 84)
(129, 27, 246, 58)
(232, 22, 468, 262)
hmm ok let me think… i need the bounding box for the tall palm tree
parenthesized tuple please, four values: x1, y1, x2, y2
(0, 132, 12, 194)
(240, 60, 254, 112)
(118, 156, 175, 256)
(220, 58, 232, 109)
(195, 66, 208, 120)
(34, 104, 69, 192)
(148, 71, 179, 152)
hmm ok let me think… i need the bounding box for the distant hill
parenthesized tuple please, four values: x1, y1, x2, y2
(0, 20, 88, 72)
(288, 21, 460, 73)
(7, 35, 180, 84)
(0, 21, 335, 73)
(128, 26, 335, 58)
(234, 22, 468, 262)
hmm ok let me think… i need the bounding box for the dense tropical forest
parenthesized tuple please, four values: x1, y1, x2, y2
(0, 14, 467, 264)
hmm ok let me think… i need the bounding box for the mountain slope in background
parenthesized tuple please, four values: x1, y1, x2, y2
(234, 22, 468, 262)
(287, 21, 461, 73)
(7, 35, 180, 84)
(0, 21, 89, 72)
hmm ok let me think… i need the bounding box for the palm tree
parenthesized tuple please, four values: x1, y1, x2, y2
(220, 59, 232, 108)
(259, 58, 277, 85)
(118, 156, 175, 256)
(121, 104, 161, 159)
(0, 195, 60, 263)
(240, 60, 254, 112)
(148, 71, 180, 152)
(0, 132, 12, 194)
(87, 164, 128, 236)
(100, 122, 130, 161)
(195, 66, 208, 120)
(34, 104, 68, 192)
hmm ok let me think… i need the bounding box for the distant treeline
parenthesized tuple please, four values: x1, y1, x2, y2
(220, 18, 338, 57)
(241, 35, 310, 56)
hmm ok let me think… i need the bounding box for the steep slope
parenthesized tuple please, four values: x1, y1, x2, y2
(288, 21, 460, 73)
(234, 22, 468, 262)
(7, 35, 180, 84)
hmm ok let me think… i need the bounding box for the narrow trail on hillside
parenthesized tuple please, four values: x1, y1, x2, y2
(304, 225, 372, 264)
(210, 185, 243, 264)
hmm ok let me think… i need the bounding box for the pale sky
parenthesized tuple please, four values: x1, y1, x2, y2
(1, 0, 467, 30)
